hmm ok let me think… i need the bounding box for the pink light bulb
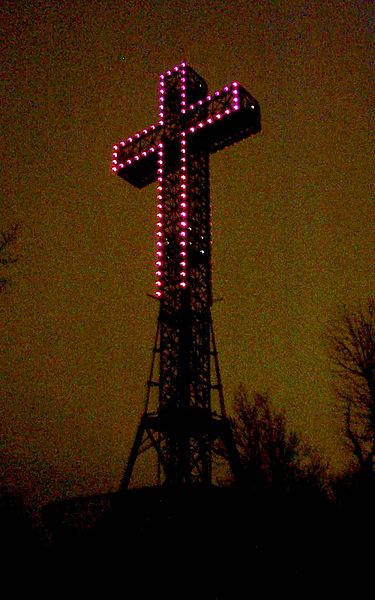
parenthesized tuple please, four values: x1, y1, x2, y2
(128, 137, 133, 142)
(126, 159, 132, 165)
(234, 105, 240, 111)
(150, 147, 155, 153)
(156, 261, 162, 267)
(180, 282, 187, 288)
(207, 118, 213, 124)
(215, 113, 222, 119)
(180, 211, 187, 217)
(180, 271, 186, 277)
(180, 261, 186, 267)
(120, 141, 125, 146)
(135, 133, 140, 139)
(180, 231, 187, 237)
(113, 145, 118, 150)
(189, 104, 194, 110)
(157, 222, 162, 228)
(155, 270, 162, 276)
(156, 252, 162, 257)
(180, 241, 186, 247)
(157, 204, 162, 209)
(112, 160, 118, 164)
(112, 167, 117, 172)
(134, 155, 139, 161)
(167, 70, 171, 75)
(142, 151, 147, 157)
(155, 291, 162, 297)
(156, 232, 163, 238)
(215, 91, 220, 96)
(180, 251, 186, 257)
(159, 120, 163, 125)
(143, 129, 148, 134)
(174, 66, 179, 72)
(119, 163, 124, 168)
(157, 241, 163, 247)
(155, 281, 162, 286)
(180, 221, 187, 227)
(224, 86, 229, 92)
(232, 82, 238, 87)
(180, 202, 187, 208)
(157, 213, 163, 218)
(206, 95, 211, 101)
(181, 109, 186, 114)
(225, 109, 230, 114)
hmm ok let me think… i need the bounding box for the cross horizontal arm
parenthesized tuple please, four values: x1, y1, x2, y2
(183, 84, 260, 155)
(111, 81, 260, 189)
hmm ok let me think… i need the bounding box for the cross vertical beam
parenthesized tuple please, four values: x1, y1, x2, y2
(111, 62, 260, 488)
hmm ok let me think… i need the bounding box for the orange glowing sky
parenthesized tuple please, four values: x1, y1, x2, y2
(1, 0, 374, 506)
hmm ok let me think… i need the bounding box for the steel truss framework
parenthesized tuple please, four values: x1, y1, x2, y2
(111, 62, 261, 488)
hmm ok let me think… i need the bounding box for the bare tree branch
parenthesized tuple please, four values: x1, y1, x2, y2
(328, 298, 375, 479)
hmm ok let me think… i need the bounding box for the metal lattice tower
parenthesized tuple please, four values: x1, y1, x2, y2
(111, 62, 261, 489)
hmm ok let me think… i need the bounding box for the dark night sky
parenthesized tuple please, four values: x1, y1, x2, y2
(1, 0, 374, 507)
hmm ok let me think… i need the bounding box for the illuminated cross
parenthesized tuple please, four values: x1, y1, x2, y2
(111, 62, 260, 488)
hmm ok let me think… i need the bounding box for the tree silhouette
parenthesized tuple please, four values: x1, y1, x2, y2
(0, 223, 19, 292)
(328, 298, 375, 482)
(233, 386, 328, 496)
